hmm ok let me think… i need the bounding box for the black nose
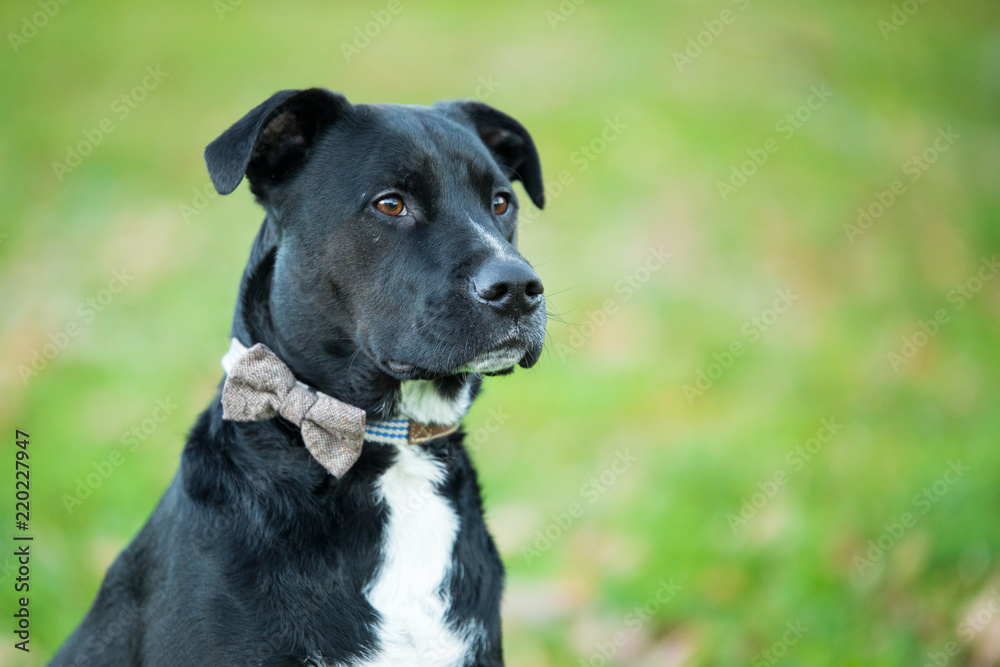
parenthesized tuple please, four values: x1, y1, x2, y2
(472, 258, 544, 316)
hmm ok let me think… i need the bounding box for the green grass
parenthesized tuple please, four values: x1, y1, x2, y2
(2, 1, 999, 665)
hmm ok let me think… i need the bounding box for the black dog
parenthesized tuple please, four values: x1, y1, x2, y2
(52, 88, 545, 667)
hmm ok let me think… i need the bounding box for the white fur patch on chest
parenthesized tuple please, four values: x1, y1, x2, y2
(398, 379, 473, 426)
(335, 443, 482, 667)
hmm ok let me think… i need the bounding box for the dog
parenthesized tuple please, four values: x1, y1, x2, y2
(52, 88, 546, 667)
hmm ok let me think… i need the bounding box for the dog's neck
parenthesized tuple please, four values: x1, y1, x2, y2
(229, 217, 480, 423)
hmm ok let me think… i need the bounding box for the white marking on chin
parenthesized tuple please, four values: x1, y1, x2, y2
(345, 445, 482, 667)
(398, 380, 473, 425)
(456, 348, 524, 374)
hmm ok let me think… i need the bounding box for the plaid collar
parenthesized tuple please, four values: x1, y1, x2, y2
(365, 417, 458, 445)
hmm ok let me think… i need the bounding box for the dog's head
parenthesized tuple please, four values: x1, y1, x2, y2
(205, 88, 546, 420)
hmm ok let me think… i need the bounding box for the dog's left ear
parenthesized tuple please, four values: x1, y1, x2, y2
(205, 88, 350, 196)
(437, 101, 545, 209)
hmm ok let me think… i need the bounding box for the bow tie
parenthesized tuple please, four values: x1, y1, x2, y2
(220, 339, 458, 477)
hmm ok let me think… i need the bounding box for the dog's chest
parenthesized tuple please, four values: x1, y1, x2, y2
(329, 444, 482, 667)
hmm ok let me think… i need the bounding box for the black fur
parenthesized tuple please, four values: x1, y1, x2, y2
(52, 88, 545, 666)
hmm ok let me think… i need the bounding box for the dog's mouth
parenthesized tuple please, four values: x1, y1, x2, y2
(379, 340, 538, 381)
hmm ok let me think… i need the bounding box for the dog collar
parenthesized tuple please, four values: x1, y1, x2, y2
(221, 338, 458, 448)
(364, 417, 459, 446)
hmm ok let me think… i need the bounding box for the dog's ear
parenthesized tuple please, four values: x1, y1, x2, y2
(437, 101, 545, 209)
(205, 88, 350, 196)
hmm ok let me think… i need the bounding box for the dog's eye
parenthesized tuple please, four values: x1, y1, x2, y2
(374, 195, 406, 216)
(493, 194, 509, 216)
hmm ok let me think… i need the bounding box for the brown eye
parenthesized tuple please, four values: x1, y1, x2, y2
(493, 193, 509, 216)
(375, 195, 405, 216)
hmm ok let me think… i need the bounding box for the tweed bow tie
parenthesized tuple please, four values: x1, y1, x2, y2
(221, 341, 366, 477)
(220, 339, 459, 477)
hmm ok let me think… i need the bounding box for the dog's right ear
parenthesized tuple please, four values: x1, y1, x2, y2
(435, 100, 545, 209)
(205, 88, 350, 196)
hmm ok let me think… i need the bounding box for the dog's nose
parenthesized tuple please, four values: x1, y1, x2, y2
(472, 258, 544, 316)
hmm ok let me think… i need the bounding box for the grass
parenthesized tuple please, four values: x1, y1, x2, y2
(2, 0, 999, 664)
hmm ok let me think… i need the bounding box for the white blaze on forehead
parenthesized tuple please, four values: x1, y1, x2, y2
(468, 216, 517, 260)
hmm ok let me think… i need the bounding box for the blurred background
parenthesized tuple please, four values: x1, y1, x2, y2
(2, 1, 999, 665)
